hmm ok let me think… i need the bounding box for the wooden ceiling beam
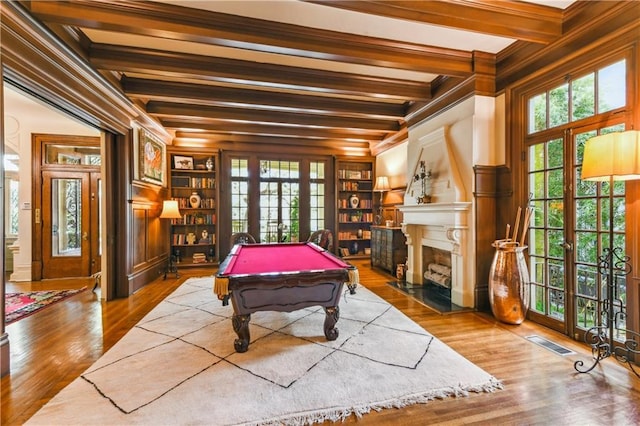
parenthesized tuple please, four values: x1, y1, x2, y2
(147, 101, 399, 132)
(306, 0, 563, 45)
(28, 0, 473, 76)
(91, 44, 431, 101)
(122, 77, 407, 119)
(174, 131, 371, 149)
(162, 120, 384, 141)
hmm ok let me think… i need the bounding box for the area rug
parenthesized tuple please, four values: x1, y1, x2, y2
(26, 277, 502, 425)
(5, 287, 87, 325)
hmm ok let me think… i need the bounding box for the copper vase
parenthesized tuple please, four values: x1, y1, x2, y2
(489, 240, 530, 325)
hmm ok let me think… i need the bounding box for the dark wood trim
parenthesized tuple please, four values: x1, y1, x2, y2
(473, 165, 512, 312)
(0, 66, 8, 378)
(0, 2, 135, 134)
(497, 1, 640, 91)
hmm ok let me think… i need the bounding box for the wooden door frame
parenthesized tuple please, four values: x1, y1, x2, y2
(31, 134, 100, 280)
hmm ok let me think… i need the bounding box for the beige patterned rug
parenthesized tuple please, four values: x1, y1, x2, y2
(27, 277, 502, 425)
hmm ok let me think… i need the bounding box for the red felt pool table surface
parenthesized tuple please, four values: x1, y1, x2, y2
(219, 242, 350, 276)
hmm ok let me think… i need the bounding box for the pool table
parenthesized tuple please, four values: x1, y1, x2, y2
(214, 242, 358, 352)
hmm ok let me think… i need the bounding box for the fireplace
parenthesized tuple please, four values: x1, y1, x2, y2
(423, 246, 452, 288)
(399, 126, 476, 308)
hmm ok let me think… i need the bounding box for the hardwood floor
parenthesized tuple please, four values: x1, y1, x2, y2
(2, 261, 639, 425)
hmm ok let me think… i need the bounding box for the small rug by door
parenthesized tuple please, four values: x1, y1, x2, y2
(5, 288, 87, 324)
(26, 277, 501, 425)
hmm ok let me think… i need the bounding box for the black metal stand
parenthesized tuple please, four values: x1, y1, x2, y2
(163, 253, 180, 280)
(574, 177, 639, 377)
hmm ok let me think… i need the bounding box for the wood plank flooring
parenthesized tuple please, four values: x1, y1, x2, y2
(2, 261, 639, 425)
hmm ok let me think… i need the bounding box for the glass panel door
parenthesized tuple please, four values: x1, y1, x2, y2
(528, 136, 569, 331)
(259, 160, 300, 243)
(526, 124, 628, 339)
(42, 171, 91, 278)
(573, 124, 628, 341)
(42, 170, 100, 278)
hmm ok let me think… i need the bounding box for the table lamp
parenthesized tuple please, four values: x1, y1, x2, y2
(373, 176, 390, 225)
(159, 199, 183, 279)
(574, 130, 640, 377)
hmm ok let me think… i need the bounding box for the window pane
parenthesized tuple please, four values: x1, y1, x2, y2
(546, 138, 563, 168)
(45, 144, 101, 165)
(231, 158, 248, 177)
(9, 179, 19, 235)
(571, 73, 595, 121)
(598, 60, 626, 112)
(51, 178, 82, 256)
(529, 143, 545, 171)
(529, 93, 547, 133)
(549, 84, 568, 127)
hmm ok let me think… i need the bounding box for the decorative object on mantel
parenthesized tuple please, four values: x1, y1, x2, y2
(373, 175, 390, 224)
(573, 130, 640, 378)
(413, 160, 432, 204)
(489, 205, 533, 325)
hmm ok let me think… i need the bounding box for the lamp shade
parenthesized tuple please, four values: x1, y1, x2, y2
(373, 176, 391, 192)
(159, 200, 183, 219)
(581, 130, 640, 182)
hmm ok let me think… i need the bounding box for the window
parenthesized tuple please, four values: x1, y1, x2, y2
(309, 161, 326, 232)
(230, 158, 249, 233)
(523, 56, 629, 338)
(527, 59, 626, 134)
(4, 154, 19, 236)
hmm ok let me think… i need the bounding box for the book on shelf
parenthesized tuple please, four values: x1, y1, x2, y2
(192, 252, 207, 263)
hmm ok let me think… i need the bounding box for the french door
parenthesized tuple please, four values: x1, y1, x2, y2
(527, 123, 628, 341)
(258, 160, 300, 243)
(41, 170, 101, 278)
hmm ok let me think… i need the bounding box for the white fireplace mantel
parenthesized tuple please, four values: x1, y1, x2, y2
(400, 202, 471, 227)
(400, 202, 475, 308)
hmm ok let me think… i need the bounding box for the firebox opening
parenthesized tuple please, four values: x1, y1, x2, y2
(423, 246, 452, 301)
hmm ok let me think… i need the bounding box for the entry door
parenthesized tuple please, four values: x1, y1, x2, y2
(42, 170, 101, 278)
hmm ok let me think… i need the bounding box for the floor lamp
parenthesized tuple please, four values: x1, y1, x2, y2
(575, 130, 640, 377)
(373, 176, 390, 225)
(159, 200, 183, 279)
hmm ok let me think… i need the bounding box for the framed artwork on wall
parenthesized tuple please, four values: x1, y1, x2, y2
(134, 126, 166, 186)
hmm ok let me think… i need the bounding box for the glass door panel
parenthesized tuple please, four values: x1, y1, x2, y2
(258, 160, 300, 243)
(528, 137, 568, 329)
(573, 125, 628, 339)
(42, 171, 91, 278)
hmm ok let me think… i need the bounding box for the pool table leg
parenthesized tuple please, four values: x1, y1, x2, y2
(323, 306, 340, 340)
(232, 314, 251, 352)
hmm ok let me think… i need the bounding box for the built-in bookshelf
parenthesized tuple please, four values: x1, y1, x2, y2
(167, 150, 218, 267)
(335, 157, 374, 259)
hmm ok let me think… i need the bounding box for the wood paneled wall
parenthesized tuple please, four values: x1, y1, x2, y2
(473, 165, 512, 311)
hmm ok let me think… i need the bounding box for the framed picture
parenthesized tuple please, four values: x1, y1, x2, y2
(173, 155, 194, 170)
(134, 127, 166, 186)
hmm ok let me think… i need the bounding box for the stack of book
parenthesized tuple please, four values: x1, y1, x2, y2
(192, 252, 207, 264)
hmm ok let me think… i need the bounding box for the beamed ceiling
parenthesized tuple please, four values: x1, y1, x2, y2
(24, 0, 577, 155)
